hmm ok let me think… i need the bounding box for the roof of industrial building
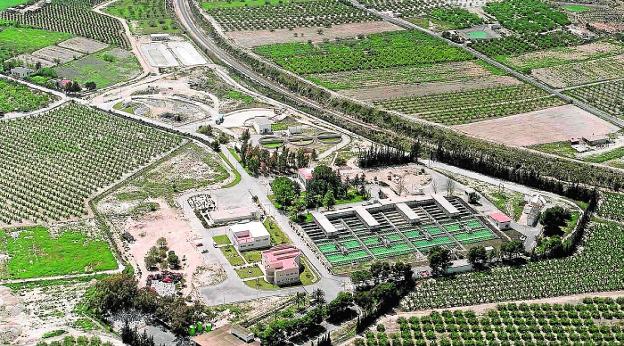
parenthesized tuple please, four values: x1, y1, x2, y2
(230, 221, 269, 239)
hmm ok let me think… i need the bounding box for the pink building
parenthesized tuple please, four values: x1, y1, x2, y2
(261, 245, 301, 286)
(489, 211, 512, 230)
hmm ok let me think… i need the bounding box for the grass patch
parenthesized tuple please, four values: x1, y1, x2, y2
(529, 141, 578, 159)
(228, 147, 241, 162)
(242, 250, 262, 263)
(73, 318, 97, 331)
(53, 48, 141, 89)
(299, 256, 317, 285)
(584, 147, 624, 163)
(563, 210, 580, 234)
(271, 122, 289, 131)
(244, 277, 278, 290)
(562, 4, 591, 12)
(0, 26, 72, 62)
(212, 234, 231, 245)
(105, 0, 179, 34)
(220, 245, 245, 266)
(219, 151, 242, 188)
(489, 191, 525, 220)
(263, 217, 290, 245)
(0, 0, 29, 10)
(0, 226, 117, 280)
(42, 330, 66, 339)
(235, 264, 264, 279)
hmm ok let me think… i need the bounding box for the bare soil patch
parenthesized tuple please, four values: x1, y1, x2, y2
(454, 104, 620, 147)
(228, 21, 402, 47)
(509, 41, 623, 67)
(340, 76, 522, 102)
(532, 54, 624, 88)
(58, 37, 109, 54)
(33, 46, 84, 64)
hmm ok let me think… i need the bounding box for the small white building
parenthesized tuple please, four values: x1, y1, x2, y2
(262, 244, 301, 286)
(253, 117, 273, 134)
(489, 211, 512, 230)
(150, 33, 170, 41)
(229, 221, 271, 251)
(10, 67, 34, 78)
(209, 207, 258, 224)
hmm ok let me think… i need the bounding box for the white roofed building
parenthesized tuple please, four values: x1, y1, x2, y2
(229, 221, 271, 251)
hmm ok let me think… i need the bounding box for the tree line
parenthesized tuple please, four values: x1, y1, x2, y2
(238, 129, 314, 175)
(358, 142, 420, 168)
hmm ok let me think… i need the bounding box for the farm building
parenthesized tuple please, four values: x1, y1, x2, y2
(10, 67, 34, 78)
(229, 221, 271, 251)
(583, 134, 611, 146)
(253, 117, 273, 134)
(489, 212, 512, 230)
(261, 244, 301, 286)
(209, 207, 258, 224)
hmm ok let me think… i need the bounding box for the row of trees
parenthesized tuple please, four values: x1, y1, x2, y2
(428, 240, 526, 276)
(358, 143, 420, 168)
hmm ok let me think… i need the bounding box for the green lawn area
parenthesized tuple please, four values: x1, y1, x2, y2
(563, 211, 580, 234)
(488, 191, 525, 220)
(336, 192, 367, 205)
(0, 26, 72, 62)
(220, 245, 245, 266)
(0, 226, 117, 279)
(228, 147, 242, 162)
(244, 277, 278, 290)
(235, 265, 264, 279)
(299, 257, 317, 285)
(562, 4, 591, 12)
(219, 151, 242, 188)
(0, 0, 29, 11)
(53, 48, 141, 89)
(529, 141, 578, 159)
(242, 250, 262, 263)
(212, 234, 231, 245)
(263, 217, 290, 245)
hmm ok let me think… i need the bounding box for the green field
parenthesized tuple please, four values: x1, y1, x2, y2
(220, 245, 245, 266)
(0, 25, 72, 61)
(212, 234, 231, 245)
(0, 0, 29, 11)
(0, 226, 117, 279)
(263, 217, 290, 245)
(529, 141, 578, 159)
(105, 0, 179, 34)
(254, 30, 473, 75)
(53, 48, 141, 88)
(563, 4, 591, 12)
(235, 265, 264, 279)
(0, 79, 54, 113)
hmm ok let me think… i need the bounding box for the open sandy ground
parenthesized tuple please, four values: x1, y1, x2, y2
(453, 104, 620, 147)
(340, 76, 522, 102)
(227, 21, 402, 47)
(124, 200, 207, 294)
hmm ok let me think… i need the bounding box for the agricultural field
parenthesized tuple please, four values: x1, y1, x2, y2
(471, 31, 583, 58)
(203, 0, 377, 32)
(105, 0, 179, 34)
(598, 192, 624, 222)
(565, 79, 624, 119)
(359, 298, 624, 345)
(532, 54, 624, 88)
(357, 0, 449, 18)
(425, 7, 483, 30)
(498, 41, 624, 73)
(484, 0, 570, 34)
(375, 84, 564, 125)
(0, 24, 72, 63)
(0, 104, 182, 225)
(0, 0, 130, 48)
(0, 78, 55, 114)
(254, 30, 473, 75)
(53, 48, 141, 88)
(113, 142, 229, 206)
(401, 207, 624, 310)
(0, 223, 116, 279)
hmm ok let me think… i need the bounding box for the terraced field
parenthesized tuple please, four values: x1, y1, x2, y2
(0, 104, 182, 225)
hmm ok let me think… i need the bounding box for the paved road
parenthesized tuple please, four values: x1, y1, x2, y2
(346, 0, 624, 128)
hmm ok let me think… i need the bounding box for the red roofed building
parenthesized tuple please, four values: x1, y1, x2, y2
(261, 245, 301, 286)
(489, 211, 512, 230)
(297, 167, 313, 189)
